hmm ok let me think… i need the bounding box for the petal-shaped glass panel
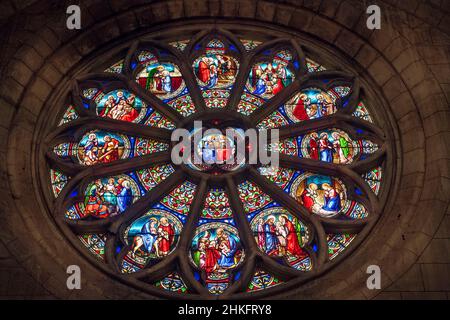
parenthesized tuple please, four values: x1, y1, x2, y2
(65, 173, 143, 220)
(288, 171, 369, 219)
(122, 208, 184, 271)
(270, 130, 378, 164)
(93, 89, 175, 128)
(65, 165, 174, 220)
(53, 130, 169, 166)
(193, 39, 239, 108)
(190, 222, 244, 294)
(259, 167, 370, 220)
(237, 50, 296, 115)
(238, 180, 312, 271)
(120, 181, 196, 273)
(250, 207, 311, 270)
(134, 50, 196, 117)
(258, 85, 352, 129)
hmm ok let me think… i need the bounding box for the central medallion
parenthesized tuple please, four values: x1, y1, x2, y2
(185, 125, 247, 174)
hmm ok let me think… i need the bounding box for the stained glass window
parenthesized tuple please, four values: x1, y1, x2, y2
(45, 29, 387, 298)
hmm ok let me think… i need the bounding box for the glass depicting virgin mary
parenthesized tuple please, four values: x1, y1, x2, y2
(190, 223, 244, 294)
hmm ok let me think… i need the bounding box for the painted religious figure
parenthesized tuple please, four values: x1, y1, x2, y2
(96, 90, 147, 123)
(193, 54, 238, 89)
(77, 131, 130, 166)
(196, 132, 236, 165)
(128, 209, 182, 260)
(83, 175, 138, 218)
(291, 174, 346, 218)
(285, 89, 336, 122)
(246, 51, 295, 100)
(301, 129, 356, 164)
(251, 208, 308, 260)
(136, 62, 185, 100)
(190, 222, 244, 291)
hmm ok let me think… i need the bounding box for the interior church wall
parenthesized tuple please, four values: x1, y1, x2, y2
(0, 0, 448, 299)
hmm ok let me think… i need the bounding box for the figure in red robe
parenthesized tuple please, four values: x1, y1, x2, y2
(204, 245, 221, 273)
(281, 215, 305, 257)
(300, 188, 315, 211)
(119, 105, 139, 122)
(157, 217, 174, 256)
(293, 94, 309, 121)
(197, 57, 211, 84)
(309, 134, 319, 160)
(271, 78, 283, 95)
(99, 136, 120, 163)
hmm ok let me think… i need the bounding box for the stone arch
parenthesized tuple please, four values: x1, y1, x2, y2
(0, 0, 448, 299)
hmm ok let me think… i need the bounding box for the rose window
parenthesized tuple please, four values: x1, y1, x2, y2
(46, 29, 388, 298)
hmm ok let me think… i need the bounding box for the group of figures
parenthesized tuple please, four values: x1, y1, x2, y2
(293, 174, 345, 218)
(78, 131, 127, 165)
(97, 90, 142, 123)
(137, 62, 184, 99)
(196, 133, 235, 164)
(248, 61, 293, 98)
(191, 224, 243, 274)
(129, 211, 182, 259)
(252, 210, 307, 259)
(303, 130, 353, 164)
(194, 54, 238, 89)
(287, 90, 336, 121)
(84, 176, 136, 218)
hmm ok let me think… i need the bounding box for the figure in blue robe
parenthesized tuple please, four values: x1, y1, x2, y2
(322, 192, 341, 212)
(253, 77, 266, 95)
(140, 219, 158, 253)
(202, 143, 215, 164)
(162, 74, 172, 93)
(320, 149, 333, 163)
(218, 235, 237, 268)
(208, 73, 218, 88)
(319, 136, 333, 163)
(263, 221, 278, 254)
(117, 183, 132, 213)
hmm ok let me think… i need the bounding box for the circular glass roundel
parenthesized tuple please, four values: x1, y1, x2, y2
(185, 126, 246, 173)
(46, 28, 388, 298)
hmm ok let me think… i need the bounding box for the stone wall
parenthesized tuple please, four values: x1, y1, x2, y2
(0, 0, 448, 299)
